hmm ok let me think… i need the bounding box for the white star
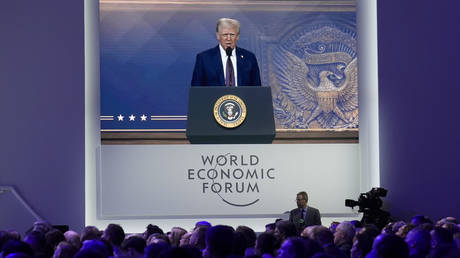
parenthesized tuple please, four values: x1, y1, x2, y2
(117, 114, 124, 121)
(140, 114, 147, 121)
(129, 114, 136, 121)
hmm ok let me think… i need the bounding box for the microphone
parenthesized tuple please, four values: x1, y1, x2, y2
(225, 47, 233, 57)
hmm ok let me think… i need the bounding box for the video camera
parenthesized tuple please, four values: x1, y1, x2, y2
(345, 187, 387, 211)
(345, 187, 390, 229)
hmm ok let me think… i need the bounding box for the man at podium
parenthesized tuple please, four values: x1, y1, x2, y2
(191, 18, 261, 87)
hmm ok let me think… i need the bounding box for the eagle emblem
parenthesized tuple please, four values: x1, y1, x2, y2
(272, 24, 358, 129)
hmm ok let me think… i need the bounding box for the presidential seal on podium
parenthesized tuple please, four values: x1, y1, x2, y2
(213, 95, 247, 128)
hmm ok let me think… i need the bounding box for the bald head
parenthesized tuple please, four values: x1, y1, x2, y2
(64, 230, 81, 249)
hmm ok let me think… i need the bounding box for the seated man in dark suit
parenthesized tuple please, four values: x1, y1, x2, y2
(289, 191, 322, 234)
(191, 18, 261, 87)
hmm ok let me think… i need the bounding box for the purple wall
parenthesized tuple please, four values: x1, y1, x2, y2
(378, 1, 460, 221)
(0, 1, 85, 231)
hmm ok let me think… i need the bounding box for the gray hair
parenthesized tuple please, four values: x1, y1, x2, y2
(336, 221, 356, 241)
(216, 18, 240, 34)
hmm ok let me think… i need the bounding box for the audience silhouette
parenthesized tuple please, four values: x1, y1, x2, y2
(1, 215, 459, 258)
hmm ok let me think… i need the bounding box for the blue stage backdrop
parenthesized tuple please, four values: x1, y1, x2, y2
(100, 1, 357, 132)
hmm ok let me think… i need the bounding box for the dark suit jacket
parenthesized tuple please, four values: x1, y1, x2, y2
(191, 45, 261, 86)
(289, 206, 322, 233)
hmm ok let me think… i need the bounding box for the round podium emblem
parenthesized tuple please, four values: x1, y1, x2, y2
(213, 95, 247, 128)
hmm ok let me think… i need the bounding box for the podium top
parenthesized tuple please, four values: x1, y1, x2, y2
(186, 86, 275, 144)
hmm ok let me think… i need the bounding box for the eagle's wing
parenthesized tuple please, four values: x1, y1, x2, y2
(274, 48, 316, 111)
(337, 58, 358, 112)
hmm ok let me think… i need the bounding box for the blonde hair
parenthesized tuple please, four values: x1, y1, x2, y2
(216, 18, 240, 34)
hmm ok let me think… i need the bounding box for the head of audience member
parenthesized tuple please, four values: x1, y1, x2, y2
(143, 224, 164, 241)
(350, 229, 374, 258)
(277, 237, 304, 258)
(304, 226, 331, 246)
(144, 242, 170, 258)
(63, 230, 80, 249)
(418, 222, 434, 232)
(430, 226, 454, 249)
(7, 231, 21, 242)
(81, 226, 101, 243)
(204, 225, 234, 258)
(120, 235, 145, 258)
(102, 224, 125, 248)
(396, 223, 415, 239)
(265, 223, 276, 233)
(1, 231, 19, 251)
(1, 240, 34, 258)
(179, 232, 192, 247)
(0, 230, 8, 248)
(307, 225, 347, 258)
(436, 216, 458, 227)
(405, 226, 431, 257)
(300, 225, 315, 240)
(24, 230, 51, 257)
(381, 222, 395, 235)
(31, 221, 52, 234)
(194, 221, 211, 230)
(334, 221, 355, 251)
(147, 233, 170, 246)
(304, 236, 325, 257)
(371, 233, 385, 249)
(350, 220, 363, 230)
(367, 233, 409, 258)
(360, 224, 380, 239)
(411, 215, 432, 227)
(189, 226, 207, 250)
(79, 239, 111, 258)
(231, 231, 248, 256)
(168, 227, 187, 248)
(391, 221, 406, 234)
(255, 232, 277, 257)
(329, 222, 340, 234)
(454, 232, 460, 249)
(275, 220, 298, 242)
(52, 241, 78, 258)
(45, 229, 65, 250)
(236, 225, 257, 249)
(441, 222, 460, 235)
(278, 237, 323, 258)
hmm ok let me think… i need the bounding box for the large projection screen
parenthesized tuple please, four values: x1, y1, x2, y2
(99, 1, 359, 135)
(85, 0, 380, 233)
